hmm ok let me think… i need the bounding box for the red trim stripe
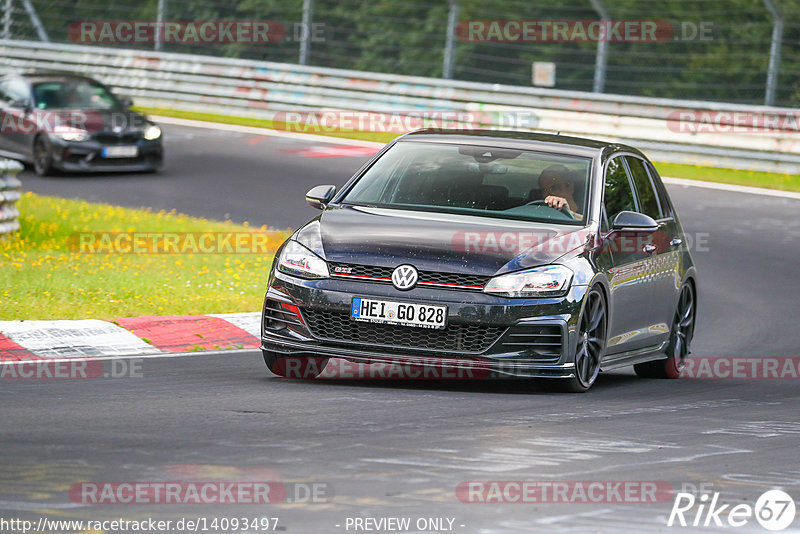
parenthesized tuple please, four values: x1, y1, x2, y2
(331, 273, 483, 290)
(417, 281, 484, 290)
(331, 273, 392, 281)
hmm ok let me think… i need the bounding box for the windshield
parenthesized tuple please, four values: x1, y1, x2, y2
(33, 80, 122, 110)
(341, 141, 591, 224)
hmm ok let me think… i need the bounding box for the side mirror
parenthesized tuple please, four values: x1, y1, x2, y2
(611, 211, 659, 232)
(305, 185, 336, 210)
(120, 96, 133, 108)
(9, 98, 31, 112)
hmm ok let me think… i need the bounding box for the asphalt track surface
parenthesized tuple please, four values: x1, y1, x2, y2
(4, 124, 800, 533)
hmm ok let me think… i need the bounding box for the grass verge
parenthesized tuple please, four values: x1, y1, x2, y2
(652, 161, 800, 192)
(137, 106, 800, 193)
(0, 193, 289, 320)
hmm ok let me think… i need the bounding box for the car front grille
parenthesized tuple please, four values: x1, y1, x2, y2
(94, 132, 142, 144)
(328, 262, 490, 291)
(497, 323, 564, 362)
(302, 308, 505, 353)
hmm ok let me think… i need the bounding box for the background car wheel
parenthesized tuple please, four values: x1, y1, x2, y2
(634, 282, 696, 379)
(262, 351, 328, 379)
(33, 136, 55, 176)
(540, 287, 607, 393)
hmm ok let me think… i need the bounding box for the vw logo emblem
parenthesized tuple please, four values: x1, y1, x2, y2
(391, 264, 418, 291)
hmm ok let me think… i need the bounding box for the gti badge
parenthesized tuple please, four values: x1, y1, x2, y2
(392, 264, 418, 291)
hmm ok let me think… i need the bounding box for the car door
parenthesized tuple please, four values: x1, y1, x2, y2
(0, 78, 34, 158)
(624, 155, 678, 347)
(645, 160, 686, 337)
(601, 156, 659, 355)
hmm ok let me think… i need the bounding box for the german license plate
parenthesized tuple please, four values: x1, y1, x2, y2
(102, 145, 138, 158)
(351, 297, 446, 329)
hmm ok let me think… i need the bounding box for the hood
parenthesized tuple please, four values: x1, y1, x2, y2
(309, 204, 590, 276)
(89, 109, 150, 135)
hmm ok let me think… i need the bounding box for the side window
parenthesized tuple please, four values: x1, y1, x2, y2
(625, 156, 661, 219)
(645, 162, 674, 219)
(603, 157, 636, 225)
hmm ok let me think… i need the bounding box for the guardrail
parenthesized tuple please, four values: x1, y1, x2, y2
(2, 39, 799, 174)
(0, 158, 23, 235)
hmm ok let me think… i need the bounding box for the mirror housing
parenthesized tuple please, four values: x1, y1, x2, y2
(9, 98, 31, 112)
(611, 211, 659, 232)
(305, 185, 336, 210)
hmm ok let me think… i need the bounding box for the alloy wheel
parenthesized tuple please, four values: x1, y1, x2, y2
(574, 287, 607, 389)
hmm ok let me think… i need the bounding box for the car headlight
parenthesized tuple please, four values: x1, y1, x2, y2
(143, 124, 162, 140)
(56, 130, 90, 142)
(277, 240, 329, 279)
(483, 265, 573, 297)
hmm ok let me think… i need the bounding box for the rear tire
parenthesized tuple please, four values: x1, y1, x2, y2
(263, 350, 328, 379)
(634, 282, 696, 379)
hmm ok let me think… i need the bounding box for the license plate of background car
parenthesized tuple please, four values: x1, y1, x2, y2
(102, 146, 138, 158)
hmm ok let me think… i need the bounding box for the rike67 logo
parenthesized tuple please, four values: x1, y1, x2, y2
(668, 489, 796, 531)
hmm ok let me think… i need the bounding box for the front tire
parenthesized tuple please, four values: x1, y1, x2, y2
(634, 282, 696, 379)
(263, 350, 328, 379)
(541, 287, 607, 393)
(33, 136, 55, 176)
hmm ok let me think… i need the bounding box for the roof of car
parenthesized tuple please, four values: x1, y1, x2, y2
(399, 129, 644, 159)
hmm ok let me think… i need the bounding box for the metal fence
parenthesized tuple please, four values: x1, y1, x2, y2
(0, 158, 22, 235)
(1, 0, 798, 107)
(2, 39, 799, 174)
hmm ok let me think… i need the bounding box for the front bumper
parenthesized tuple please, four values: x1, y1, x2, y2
(261, 271, 589, 379)
(49, 136, 163, 172)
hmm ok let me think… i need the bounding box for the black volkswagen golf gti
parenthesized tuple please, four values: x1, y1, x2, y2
(262, 130, 697, 392)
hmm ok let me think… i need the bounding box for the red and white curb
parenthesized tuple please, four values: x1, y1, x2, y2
(0, 313, 262, 362)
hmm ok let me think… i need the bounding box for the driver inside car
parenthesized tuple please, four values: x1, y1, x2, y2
(538, 164, 583, 220)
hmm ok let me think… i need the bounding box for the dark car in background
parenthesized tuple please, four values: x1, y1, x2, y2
(0, 72, 163, 175)
(261, 130, 698, 392)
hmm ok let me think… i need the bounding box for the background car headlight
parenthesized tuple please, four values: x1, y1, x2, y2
(483, 265, 573, 297)
(56, 130, 89, 142)
(143, 124, 162, 140)
(277, 240, 329, 279)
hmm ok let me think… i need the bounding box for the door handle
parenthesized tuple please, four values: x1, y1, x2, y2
(643, 243, 657, 254)
(670, 238, 682, 247)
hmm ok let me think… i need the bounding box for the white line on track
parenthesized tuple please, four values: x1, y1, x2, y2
(152, 115, 385, 147)
(662, 176, 800, 200)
